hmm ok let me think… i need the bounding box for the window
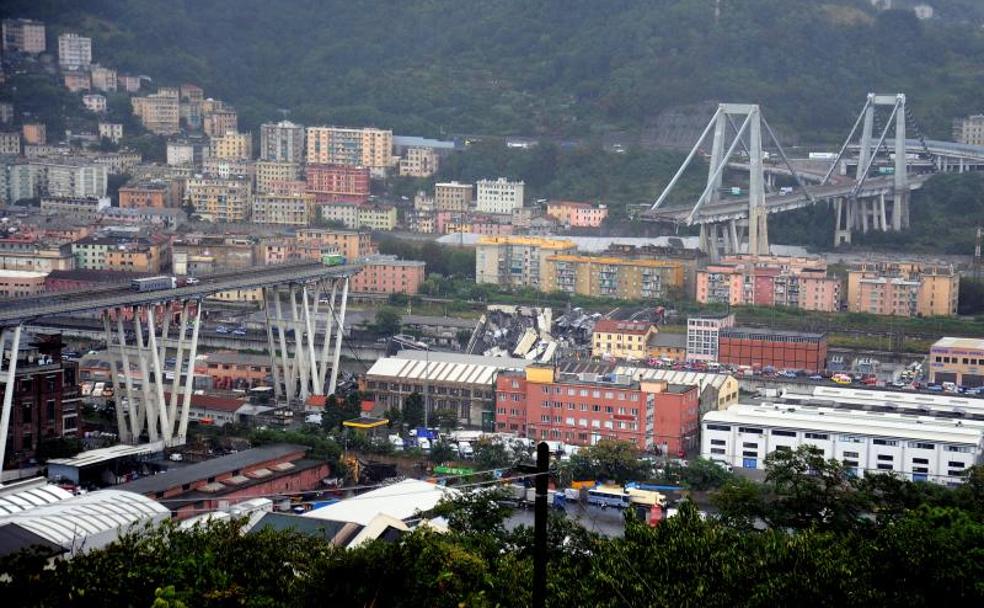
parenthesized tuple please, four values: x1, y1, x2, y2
(876, 464, 894, 470)
(912, 458, 929, 465)
(742, 442, 758, 449)
(842, 451, 859, 458)
(873, 439, 897, 446)
(710, 447, 725, 455)
(738, 427, 763, 434)
(877, 455, 894, 461)
(804, 432, 828, 440)
(948, 461, 966, 469)
(772, 429, 796, 437)
(775, 445, 791, 452)
(711, 439, 726, 446)
(706, 424, 731, 432)
(742, 450, 758, 457)
(843, 459, 858, 467)
(913, 442, 935, 450)
(946, 445, 972, 453)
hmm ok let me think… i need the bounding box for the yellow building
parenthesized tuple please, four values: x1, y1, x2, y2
(255, 160, 301, 194)
(210, 131, 253, 161)
(319, 202, 360, 229)
(592, 320, 658, 360)
(357, 204, 398, 231)
(929, 337, 984, 387)
(434, 181, 472, 212)
(131, 90, 180, 135)
(846, 262, 959, 317)
(475, 236, 577, 288)
(399, 147, 439, 177)
(306, 126, 393, 169)
(251, 193, 316, 226)
(208, 287, 264, 304)
(543, 254, 685, 299)
(185, 176, 252, 222)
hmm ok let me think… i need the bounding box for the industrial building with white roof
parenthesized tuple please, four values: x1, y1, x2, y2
(701, 402, 983, 484)
(364, 350, 533, 427)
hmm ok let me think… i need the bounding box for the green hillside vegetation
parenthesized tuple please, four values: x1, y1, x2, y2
(3, 448, 982, 607)
(5, 0, 984, 140)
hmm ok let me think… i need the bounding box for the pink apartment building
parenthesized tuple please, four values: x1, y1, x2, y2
(349, 255, 426, 295)
(546, 201, 608, 228)
(695, 255, 840, 312)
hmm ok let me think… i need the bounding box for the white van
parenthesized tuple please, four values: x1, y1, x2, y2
(458, 442, 474, 459)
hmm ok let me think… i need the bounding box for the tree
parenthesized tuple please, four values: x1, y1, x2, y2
(568, 439, 650, 484)
(431, 487, 513, 536)
(473, 440, 512, 471)
(679, 457, 735, 491)
(403, 392, 425, 429)
(372, 307, 402, 337)
(429, 441, 456, 464)
(383, 406, 402, 428)
(433, 408, 458, 432)
(763, 445, 866, 531)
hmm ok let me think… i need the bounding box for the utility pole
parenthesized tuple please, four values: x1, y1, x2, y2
(974, 225, 982, 282)
(533, 441, 549, 608)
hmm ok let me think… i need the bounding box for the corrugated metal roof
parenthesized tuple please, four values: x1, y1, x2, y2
(0, 479, 73, 516)
(47, 442, 163, 469)
(615, 366, 734, 391)
(366, 352, 532, 386)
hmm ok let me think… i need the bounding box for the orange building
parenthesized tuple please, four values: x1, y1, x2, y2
(695, 254, 839, 312)
(118, 180, 181, 209)
(295, 228, 374, 261)
(846, 262, 959, 317)
(104, 239, 169, 274)
(546, 200, 608, 228)
(198, 351, 273, 390)
(22, 123, 46, 145)
(350, 255, 426, 295)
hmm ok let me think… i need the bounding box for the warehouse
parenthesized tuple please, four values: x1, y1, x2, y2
(717, 327, 827, 373)
(701, 403, 983, 484)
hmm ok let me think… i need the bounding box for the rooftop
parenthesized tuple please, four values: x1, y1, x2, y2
(721, 326, 825, 340)
(367, 351, 533, 385)
(615, 366, 736, 391)
(303, 479, 456, 526)
(593, 319, 654, 335)
(932, 337, 984, 351)
(47, 443, 163, 469)
(705, 403, 984, 445)
(117, 444, 306, 495)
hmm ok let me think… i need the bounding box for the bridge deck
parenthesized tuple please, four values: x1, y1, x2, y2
(0, 262, 360, 325)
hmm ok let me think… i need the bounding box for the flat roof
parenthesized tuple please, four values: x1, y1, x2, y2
(932, 337, 984, 351)
(721, 326, 825, 339)
(116, 443, 306, 495)
(367, 351, 532, 386)
(47, 442, 163, 469)
(303, 479, 455, 526)
(705, 404, 984, 445)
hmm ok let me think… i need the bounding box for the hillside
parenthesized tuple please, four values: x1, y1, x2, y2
(4, 0, 984, 142)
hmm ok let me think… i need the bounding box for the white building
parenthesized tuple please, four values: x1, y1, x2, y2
(57, 32, 92, 69)
(82, 94, 107, 113)
(98, 122, 123, 143)
(476, 178, 524, 214)
(686, 313, 735, 361)
(701, 403, 983, 485)
(259, 120, 305, 162)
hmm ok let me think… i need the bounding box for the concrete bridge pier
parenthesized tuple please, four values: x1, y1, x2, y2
(834, 198, 853, 246)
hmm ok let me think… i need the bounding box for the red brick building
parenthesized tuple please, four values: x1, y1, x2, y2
(305, 163, 370, 203)
(2, 335, 81, 471)
(495, 365, 699, 454)
(717, 327, 827, 373)
(117, 444, 330, 519)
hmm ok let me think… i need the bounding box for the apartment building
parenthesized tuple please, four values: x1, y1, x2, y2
(696, 254, 840, 312)
(118, 180, 181, 209)
(546, 201, 608, 227)
(118, 74, 142, 93)
(172, 234, 258, 274)
(591, 320, 658, 360)
(929, 337, 984, 387)
(846, 262, 959, 317)
(2, 18, 46, 54)
(358, 204, 398, 231)
(63, 70, 91, 92)
(295, 228, 374, 261)
(702, 403, 982, 484)
(203, 108, 239, 138)
(318, 202, 360, 229)
(434, 181, 472, 212)
(10, 160, 108, 199)
(399, 147, 439, 177)
(952, 115, 984, 146)
(542, 254, 685, 299)
(475, 236, 577, 288)
(98, 122, 123, 143)
(22, 123, 46, 145)
(202, 158, 253, 181)
(208, 130, 252, 161)
(0, 132, 20, 155)
(71, 235, 167, 273)
(255, 160, 301, 194)
(349, 255, 425, 294)
(185, 176, 253, 222)
(365, 351, 533, 428)
(260, 121, 305, 162)
(306, 126, 393, 169)
(90, 64, 117, 92)
(0, 102, 13, 124)
(476, 178, 525, 214)
(305, 164, 370, 203)
(251, 193, 316, 226)
(82, 94, 107, 113)
(57, 33, 92, 69)
(0, 339, 81, 472)
(40, 196, 110, 221)
(167, 137, 209, 167)
(496, 366, 700, 453)
(131, 90, 180, 135)
(686, 313, 735, 362)
(718, 328, 828, 373)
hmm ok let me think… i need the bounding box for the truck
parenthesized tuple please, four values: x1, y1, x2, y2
(809, 152, 838, 160)
(131, 276, 177, 292)
(321, 253, 346, 266)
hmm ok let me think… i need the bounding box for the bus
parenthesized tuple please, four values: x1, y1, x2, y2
(586, 487, 632, 509)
